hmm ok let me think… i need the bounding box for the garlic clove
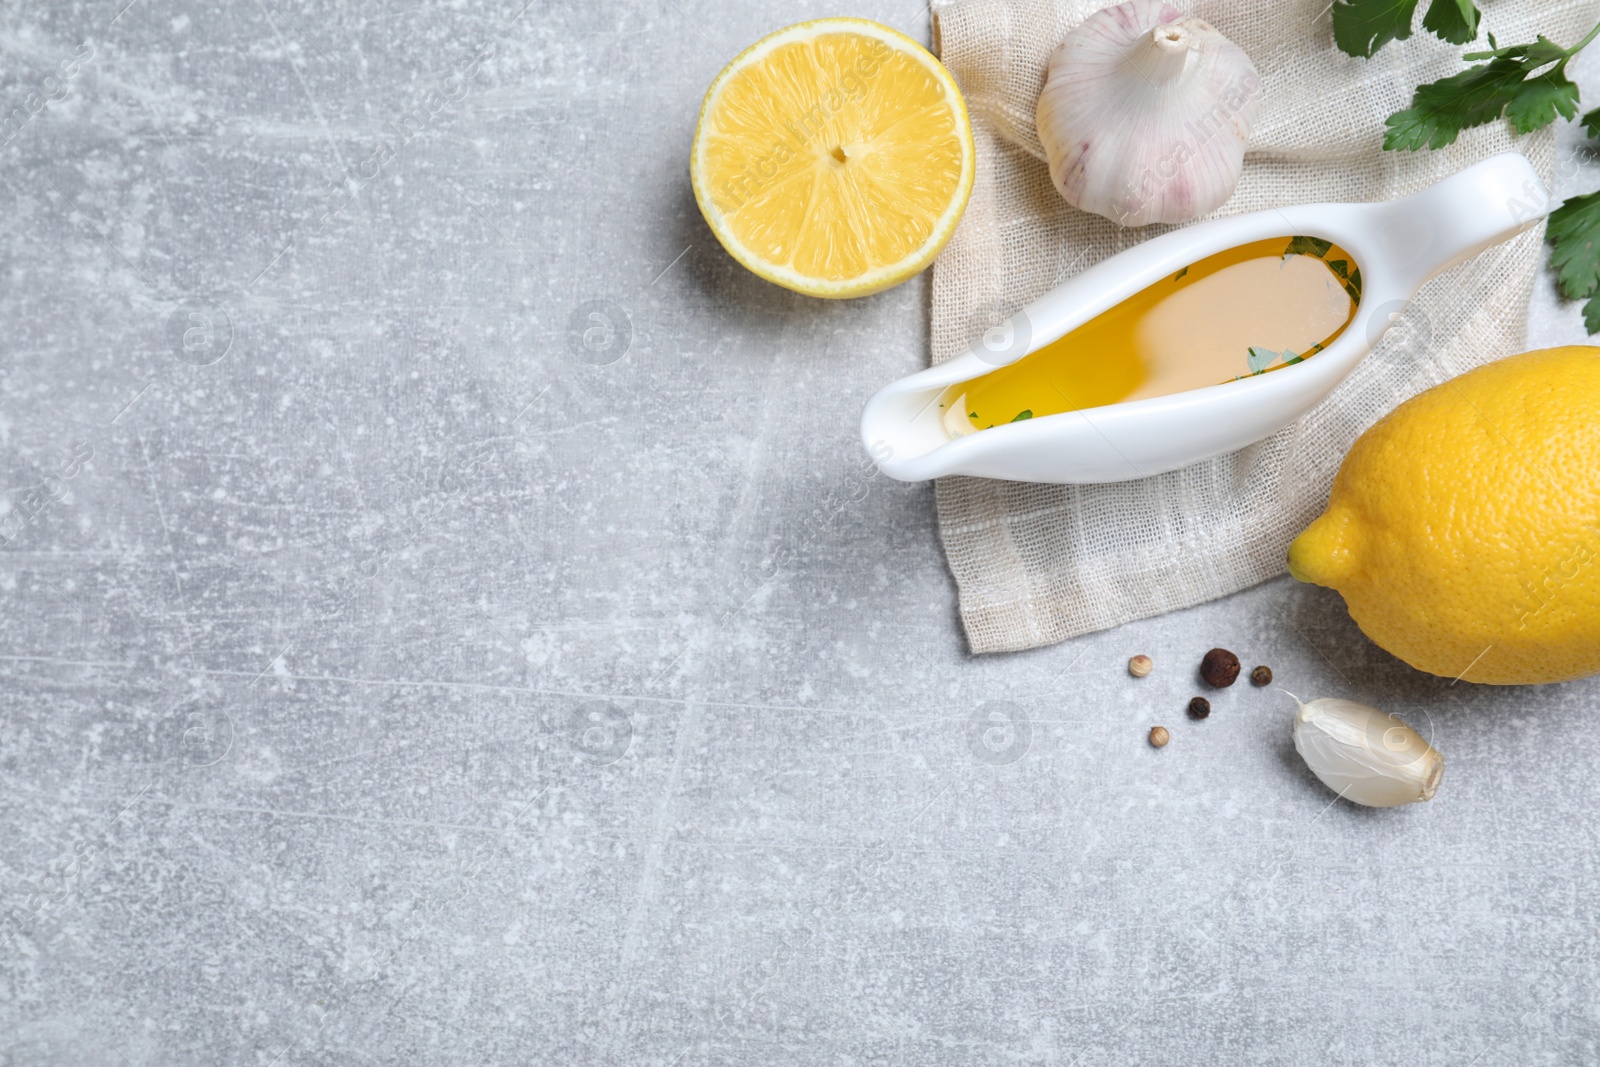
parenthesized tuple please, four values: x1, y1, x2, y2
(1035, 0, 1261, 227)
(1289, 696, 1443, 808)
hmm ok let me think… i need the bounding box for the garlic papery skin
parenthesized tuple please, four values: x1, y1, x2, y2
(1290, 697, 1444, 808)
(1035, 0, 1261, 227)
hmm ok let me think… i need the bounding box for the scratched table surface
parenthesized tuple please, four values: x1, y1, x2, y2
(4, 1, 1600, 1064)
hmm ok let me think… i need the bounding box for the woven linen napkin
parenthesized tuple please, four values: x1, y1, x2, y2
(928, 0, 1593, 654)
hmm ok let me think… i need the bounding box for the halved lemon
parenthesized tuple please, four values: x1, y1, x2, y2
(690, 18, 976, 299)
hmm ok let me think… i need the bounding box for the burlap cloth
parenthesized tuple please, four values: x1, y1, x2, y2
(928, 0, 1594, 654)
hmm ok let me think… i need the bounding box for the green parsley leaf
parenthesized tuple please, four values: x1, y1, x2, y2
(1283, 352, 1306, 366)
(1547, 190, 1600, 307)
(1326, 258, 1350, 278)
(1383, 57, 1529, 150)
(1246, 346, 1279, 374)
(1505, 69, 1581, 133)
(1285, 236, 1332, 257)
(1585, 294, 1600, 334)
(1463, 36, 1569, 65)
(1173, 267, 1189, 281)
(1582, 107, 1600, 142)
(1332, 0, 1421, 57)
(1332, 0, 1483, 56)
(1420, 0, 1480, 45)
(1010, 410, 1033, 422)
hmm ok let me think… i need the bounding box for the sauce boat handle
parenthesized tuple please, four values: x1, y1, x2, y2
(1359, 151, 1550, 296)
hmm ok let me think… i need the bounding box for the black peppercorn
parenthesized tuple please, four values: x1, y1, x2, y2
(1199, 648, 1241, 688)
(1187, 696, 1211, 719)
(1250, 665, 1273, 687)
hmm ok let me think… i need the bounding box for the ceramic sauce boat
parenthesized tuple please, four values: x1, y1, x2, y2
(860, 152, 1550, 484)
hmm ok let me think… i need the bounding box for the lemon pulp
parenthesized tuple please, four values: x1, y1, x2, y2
(691, 19, 975, 298)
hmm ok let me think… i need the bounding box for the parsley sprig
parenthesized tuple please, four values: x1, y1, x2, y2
(1331, 3, 1600, 149)
(1331, 3, 1600, 332)
(1383, 29, 1598, 151)
(1332, 0, 1481, 58)
(1548, 188, 1600, 334)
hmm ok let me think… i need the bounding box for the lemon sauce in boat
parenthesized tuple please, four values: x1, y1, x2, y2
(940, 237, 1360, 436)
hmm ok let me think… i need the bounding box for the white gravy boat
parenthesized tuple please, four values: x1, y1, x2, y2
(860, 152, 1549, 484)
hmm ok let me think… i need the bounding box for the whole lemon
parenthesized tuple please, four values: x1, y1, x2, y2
(1288, 346, 1600, 685)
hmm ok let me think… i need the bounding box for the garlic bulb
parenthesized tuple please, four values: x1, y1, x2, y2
(1035, 1, 1261, 227)
(1289, 696, 1443, 808)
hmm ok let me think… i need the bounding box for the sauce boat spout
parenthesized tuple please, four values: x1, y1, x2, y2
(860, 153, 1551, 486)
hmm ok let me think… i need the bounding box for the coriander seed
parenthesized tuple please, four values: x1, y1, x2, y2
(1148, 725, 1170, 748)
(1128, 654, 1153, 678)
(1187, 696, 1211, 719)
(1199, 648, 1241, 688)
(1250, 665, 1273, 687)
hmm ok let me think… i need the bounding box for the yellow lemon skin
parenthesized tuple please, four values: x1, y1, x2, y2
(1288, 346, 1600, 685)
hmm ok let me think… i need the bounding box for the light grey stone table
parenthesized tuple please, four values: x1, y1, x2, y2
(4, 2, 1600, 1064)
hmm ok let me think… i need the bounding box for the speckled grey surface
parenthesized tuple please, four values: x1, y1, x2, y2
(4, 2, 1600, 1064)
